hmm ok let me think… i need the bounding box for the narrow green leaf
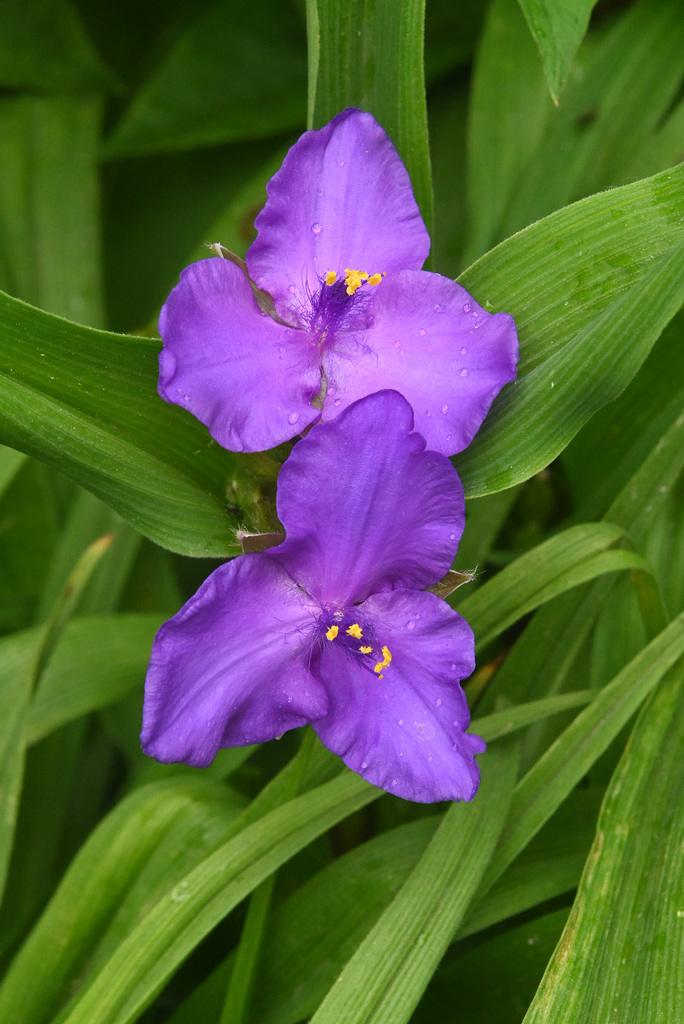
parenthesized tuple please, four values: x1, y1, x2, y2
(26, 614, 163, 745)
(0, 778, 239, 1024)
(506, 0, 684, 234)
(308, 0, 433, 231)
(465, 0, 553, 263)
(105, 0, 306, 158)
(456, 163, 684, 495)
(474, 690, 597, 743)
(456, 522, 641, 650)
(0, 290, 279, 556)
(483, 610, 684, 889)
(0, 632, 40, 903)
(457, 787, 604, 942)
(523, 663, 684, 1024)
(308, 741, 517, 1024)
(515, 0, 596, 101)
(0, 95, 105, 326)
(55, 772, 376, 1024)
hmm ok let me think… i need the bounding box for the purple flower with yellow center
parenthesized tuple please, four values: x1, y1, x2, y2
(141, 391, 484, 803)
(158, 108, 518, 456)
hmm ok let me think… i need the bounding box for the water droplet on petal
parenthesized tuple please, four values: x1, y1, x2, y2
(333, 398, 341, 407)
(361, 761, 368, 769)
(441, 404, 448, 415)
(463, 303, 471, 313)
(288, 411, 300, 425)
(418, 328, 427, 337)
(339, 160, 344, 166)
(311, 222, 322, 234)
(460, 368, 469, 377)
(394, 339, 401, 348)
(433, 303, 445, 313)
(449, 533, 455, 540)
(472, 310, 480, 318)
(446, 434, 452, 441)
(435, 698, 442, 707)
(407, 620, 415, 630)
(460, 347, 468, 355)
(398, 719, 403, 726)
(425, 410, 432, 418)
(288, 284, 296, 295)
(327, 385, 336, 396)
(427, 756, 433, 763)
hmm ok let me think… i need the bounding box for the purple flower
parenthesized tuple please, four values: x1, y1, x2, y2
(142, 391, 485, 804)
(158, 108, 518, 455)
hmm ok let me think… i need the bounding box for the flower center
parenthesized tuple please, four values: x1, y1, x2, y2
(323, 616, 393, 678)
(306, 268, 384, 347)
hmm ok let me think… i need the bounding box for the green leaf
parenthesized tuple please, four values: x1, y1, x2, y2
(506, 0, 684, 235)
(523, 662, 684, 1023)
(26, 614, 163, 745)
(308, 0, 433, 232)
(515, 0, 596, 101)
(0, 778, 240, 1024)
(456, 165, 684, 495)
(457, 787, 604, 942)
(0, 95, 105, 326)
(105, 0, 306, 158)
(483, 609, 684, 889)
(465, 0, 553, 263)
(0, 631, 39, 903)
(455, 522, 646, 650)
(53, 772, 377, 1024)
(308, 741, 517, 1024)
(474, 690, 597, 743)
(0, 289, 280, 556)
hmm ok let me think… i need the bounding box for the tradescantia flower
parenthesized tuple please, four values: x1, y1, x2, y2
(158, 108, 518, 456)
(142, 391, 484, 803)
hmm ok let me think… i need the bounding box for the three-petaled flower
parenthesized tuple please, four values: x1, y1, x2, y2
(142, 391, 485, 803)
(158, 108, 518, 456)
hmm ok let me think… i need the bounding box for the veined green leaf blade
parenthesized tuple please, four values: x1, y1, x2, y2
(54, 772, 377, 1024)
(308, 0, 432, 232)
(455, 522, 637, 649)
(0, 290, 278, 556)
(523, 662, 684, 1024)
(484, 610, 684, 888)
(457, 228, 684, 495)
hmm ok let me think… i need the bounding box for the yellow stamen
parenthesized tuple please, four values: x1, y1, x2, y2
(368, 272, 384, 287)
(373, 645, 392, 675)
(344, 268, 369, 295)
(360, 645, 373, 654)
(346, 622, 363, 639)
(325, 625, 339, 641)
(325, 270, 337, 286)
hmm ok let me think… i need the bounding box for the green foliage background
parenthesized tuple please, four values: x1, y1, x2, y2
(0, 1, 682, 1022)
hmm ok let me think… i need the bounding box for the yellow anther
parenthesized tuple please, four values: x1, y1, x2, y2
(346, 622, 363, 639)
(325, 625, 339, 641)
(360, 645, 373, 654)
(368, 272, 384, 287)
(373, 645, 392, 675)
(325, 270, 337, 286)
(344, 269, 369, 295)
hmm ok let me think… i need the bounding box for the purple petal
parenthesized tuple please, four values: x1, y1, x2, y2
(312, 589, 482, 803)
(158, 257, 321, 452)
(141, 554, 328, 767)
(246, 109, 430, 317)
(273, 391, 464, 606)
(322, 270, 519, 455)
